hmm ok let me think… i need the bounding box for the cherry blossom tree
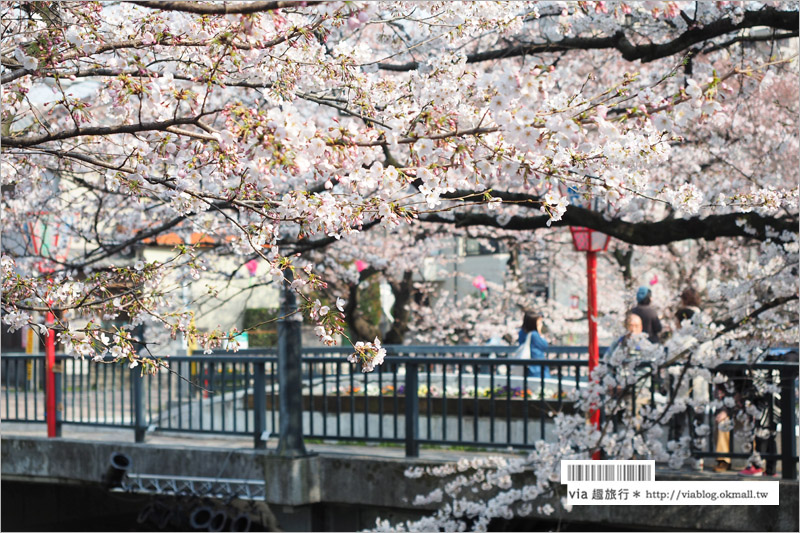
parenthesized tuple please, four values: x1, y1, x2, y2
(3, 1, 796, 364)
(2, 2, 798, 527)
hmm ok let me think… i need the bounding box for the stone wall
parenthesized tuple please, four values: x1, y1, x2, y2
(2, 436, 797, 531)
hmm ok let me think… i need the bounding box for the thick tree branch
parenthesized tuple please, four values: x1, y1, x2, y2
(613, 8, 799, 62)
(420, 207, 798, 246)
(378, 8, 799, 71)
(1, 115, 213, 148)
(128, 1, 322, 15)
(701, 30, 799, 55)
(1, 67, 34, 85)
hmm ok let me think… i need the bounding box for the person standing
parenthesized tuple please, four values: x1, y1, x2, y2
(605, 312, 644, 358)
(517, 313, 550, 379)
(666, 287, 710, 470)
(631, 286, 662, 343)
(712, 387, 734, 472)
(676, 287, 702, 324)
(604, 312, 649, 430)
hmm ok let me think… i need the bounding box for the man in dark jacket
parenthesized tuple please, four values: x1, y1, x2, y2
(630, 286, 662, 343)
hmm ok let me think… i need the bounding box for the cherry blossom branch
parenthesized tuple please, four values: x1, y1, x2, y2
(38, 149, 136, 173)
(701, 30, 799, 55)
(164, 126, 218, 142)
(716, 295, 799, 336)
(128, 1, 324, 15)
(346, 126, 499, 148)
(1, 114, 220, 148)
(378, 8, 799, 70)
(2, 19, 322, 84)
(5, 65, 385, 127)
(419, 209, 798, 246)
(279, 221, 381, 254)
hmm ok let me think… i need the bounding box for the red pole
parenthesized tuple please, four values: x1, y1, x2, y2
(45, 311, 57, 438)
(586, 251, 602, 459)
(587, 250, 599, 382)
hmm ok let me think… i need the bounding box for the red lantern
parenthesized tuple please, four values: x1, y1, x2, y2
(569, 226, 611, 252)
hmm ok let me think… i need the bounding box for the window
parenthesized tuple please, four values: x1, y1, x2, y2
(464, 238, 505, 256)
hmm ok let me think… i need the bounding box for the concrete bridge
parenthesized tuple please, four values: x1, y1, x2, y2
(3, 343, 798, 531)
(2, 423, 797, 532)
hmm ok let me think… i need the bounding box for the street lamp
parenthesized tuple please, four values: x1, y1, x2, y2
(28, 218, 61, 438)
(569, 225, 610, 434)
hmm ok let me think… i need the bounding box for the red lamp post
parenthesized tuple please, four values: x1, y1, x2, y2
(569, 226, 611, 438)
(29, 218, 61, 438)
(45, 310, 57, 438)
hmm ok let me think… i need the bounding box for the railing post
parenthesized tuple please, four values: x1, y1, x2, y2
(53, 359, 62, 437)
(253, 361, 267, 449)
(132, 367, 145, 443)
(405, 361, 419, 458)
(779, 366, 797, 480)
(276, 269, 307, 457)
(131, 324, 146, 443)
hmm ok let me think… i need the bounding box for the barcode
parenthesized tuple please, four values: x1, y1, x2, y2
(561, 460, 655, 483)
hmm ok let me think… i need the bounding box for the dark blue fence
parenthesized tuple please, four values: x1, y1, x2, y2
(1, 346, 796, 478)
(0, 346, 588, 447)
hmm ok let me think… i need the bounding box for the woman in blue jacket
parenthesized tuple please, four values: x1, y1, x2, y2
(518, 313, 550, 379)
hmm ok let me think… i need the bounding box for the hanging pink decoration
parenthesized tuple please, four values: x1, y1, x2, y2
(355, 260, 368, 272)
(649, 274, 659, 286)
(472, 275, 488, 299)
(245, 259, 258, 277)
(472, 275, 487, 291)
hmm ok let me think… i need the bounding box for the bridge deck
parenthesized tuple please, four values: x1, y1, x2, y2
(2, 424, 797, 532)
(0, 421, 759, 475)
(0, 421, 522, 462)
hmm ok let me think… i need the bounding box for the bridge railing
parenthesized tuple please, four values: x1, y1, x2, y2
(0, 346, 588, 444)
(1, 348, 796, 478)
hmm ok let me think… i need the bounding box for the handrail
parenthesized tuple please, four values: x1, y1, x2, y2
(1, 348, 796, 478)
(5, 344, 795, 358)
(2, 351, 797, 370)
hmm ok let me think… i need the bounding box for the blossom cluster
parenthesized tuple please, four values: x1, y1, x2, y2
(347, 338, 387, 373)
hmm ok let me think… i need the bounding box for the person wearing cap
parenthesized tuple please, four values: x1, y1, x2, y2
(630, 286, 662, 343)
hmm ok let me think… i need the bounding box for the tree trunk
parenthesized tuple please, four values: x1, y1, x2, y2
(343, 271, 381, 342)
(612, 246, 634, 290)
(383, 270, 414, 345)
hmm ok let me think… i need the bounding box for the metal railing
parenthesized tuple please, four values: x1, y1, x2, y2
(1, 347, 796, 478)
(699, 360, 798, 479)
(0, 346, 587, 446)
